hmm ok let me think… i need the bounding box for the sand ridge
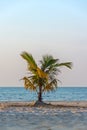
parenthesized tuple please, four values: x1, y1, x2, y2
(0, 101, 87, 109)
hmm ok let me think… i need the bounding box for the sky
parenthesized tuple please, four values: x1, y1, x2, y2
(0, 0, 87, 87)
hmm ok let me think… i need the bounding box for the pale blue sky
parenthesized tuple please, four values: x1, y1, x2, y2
(0, 0, 87, 86)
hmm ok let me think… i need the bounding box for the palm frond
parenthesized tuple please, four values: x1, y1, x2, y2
(36, 67, 48, 79)
(21, 52, 48, 79)
(21, 51, 37, 71)
(22, 77, 36, 91)
(40, 55, 59, 71)
(57, 62, 72, 69)
(43, 79, 57, 92)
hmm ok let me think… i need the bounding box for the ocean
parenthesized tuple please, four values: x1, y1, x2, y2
(0, 87, 87, 101)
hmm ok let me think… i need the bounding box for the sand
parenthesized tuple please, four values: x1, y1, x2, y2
(0, 101, 87, 110)
(0, 101, 87, 130)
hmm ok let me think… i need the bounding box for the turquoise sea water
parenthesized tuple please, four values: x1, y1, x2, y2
(0, 87, 87, 101)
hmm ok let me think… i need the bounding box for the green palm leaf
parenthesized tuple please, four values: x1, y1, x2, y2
(57, 62, 72, 69)
(21, 52, 48, 79)
(21, 52, 48, 78)
(40, 55, 59, 71)
(21, 51, 37, 71)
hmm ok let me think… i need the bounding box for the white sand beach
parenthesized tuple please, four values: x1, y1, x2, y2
(0, 101, 87, 112)
(0, 101, 87, 108)
(0, 101, 87, 130)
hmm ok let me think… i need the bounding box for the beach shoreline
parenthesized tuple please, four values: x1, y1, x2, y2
(0, 101, 87, 110)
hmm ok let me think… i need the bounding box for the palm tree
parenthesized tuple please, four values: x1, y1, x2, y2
(21, 51, 72, 103)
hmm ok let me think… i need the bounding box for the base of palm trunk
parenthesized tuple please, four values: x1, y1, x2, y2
(34, 100, 47, 107)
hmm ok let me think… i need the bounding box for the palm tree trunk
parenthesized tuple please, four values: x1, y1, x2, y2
(38, 86, 42, 102)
